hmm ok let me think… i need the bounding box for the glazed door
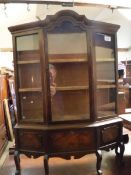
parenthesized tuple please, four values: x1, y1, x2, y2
(15, 30, 44, 123)
(47, 31, 90, 122)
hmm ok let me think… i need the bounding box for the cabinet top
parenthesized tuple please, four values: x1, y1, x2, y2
(8, 10, 120, 33)
(15, 117, 122, 130)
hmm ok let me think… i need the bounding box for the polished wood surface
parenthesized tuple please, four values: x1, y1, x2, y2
(0, 129, 131, 175)
(17, 50, 40, 61)
(118, 92, 126, 114)
(120, 114, 131, 131)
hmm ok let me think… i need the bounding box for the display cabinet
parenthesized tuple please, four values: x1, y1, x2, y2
(9, 10, 126, 175)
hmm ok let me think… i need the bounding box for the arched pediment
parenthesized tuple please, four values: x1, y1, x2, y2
(44, 10, 89, 32)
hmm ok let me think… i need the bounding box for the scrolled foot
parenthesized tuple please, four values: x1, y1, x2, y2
(96, 150, 102, 175)
(15, 170, 21, 175)
(115, 142, 125, 166)
(44, 155, 49, 175)
(97, 169, 102, 175)
(14, 151, 21, 175)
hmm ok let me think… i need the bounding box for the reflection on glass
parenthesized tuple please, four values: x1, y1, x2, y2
(47, 32, 90, 121)
(49, 64, 57, 98)
(18, 64, 41, 89)
(95, 33, 116, 118)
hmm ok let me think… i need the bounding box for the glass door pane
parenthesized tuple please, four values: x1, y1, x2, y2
(16, 33, 43, 122)
(47, 32, 89, 121)
(95, 33, 116, 118)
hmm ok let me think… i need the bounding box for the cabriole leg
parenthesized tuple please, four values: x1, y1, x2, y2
(14, 151, 21, 175)
(115, 142, 125, 165)
(96, 150, 102, 175)
(44, 155, 49, 175)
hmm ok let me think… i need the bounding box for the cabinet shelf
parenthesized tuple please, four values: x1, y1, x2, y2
(56, 86, 89, 91)
(18, 88, 42, 92)
(55, 84, 115, 92)
(98, 111, 115, 117)
(49, 53, 87, 63)
(17, 60, 40, 64)
(97, 79, 115, 83)
(53, 114, 89, 121)
(96, 58, 114, 62)
(21, 118, 43, 122)
(97, 85, 116, 89)
(49, 58, 87, 63)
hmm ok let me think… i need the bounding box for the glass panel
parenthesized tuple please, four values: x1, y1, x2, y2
(16, 33, 43, 122)
(17, 34, 39, 51)
(48, 33, 87, 55)
(95, 33, 116, 118)
(20, 92, 43, 122)
(47, 32, 89, 121)
(18, 64, 41, 89)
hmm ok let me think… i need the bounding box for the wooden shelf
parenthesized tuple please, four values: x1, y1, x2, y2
(56, 86, 89, 91)
(97, 85, 116, 89)
(56, 85, 116, 91)
(18, 88, 42, 92)
(96, 58, 114, 62)
(97, 79, 115, 83)
(98, 111, 115, 116)
(53, 114, 90, 121)
(49, 58, 87, 63)
(48, 53, 87, 63)
(17, 60, 40, 64)
(21, 118, 43, 122)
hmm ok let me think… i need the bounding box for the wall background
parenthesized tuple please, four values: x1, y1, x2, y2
(0, 3, 131, 68)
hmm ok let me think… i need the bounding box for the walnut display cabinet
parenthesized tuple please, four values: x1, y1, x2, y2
(9, 10, 126, 175)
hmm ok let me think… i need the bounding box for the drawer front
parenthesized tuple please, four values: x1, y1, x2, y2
(123, 119, 131, 131)
(48, 129, 96, 153)
(18, 131, 44, 151)
(100, 125, 120, 146)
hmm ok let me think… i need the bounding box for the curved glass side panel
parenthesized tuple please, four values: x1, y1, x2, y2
(95, 33, 116, 118)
